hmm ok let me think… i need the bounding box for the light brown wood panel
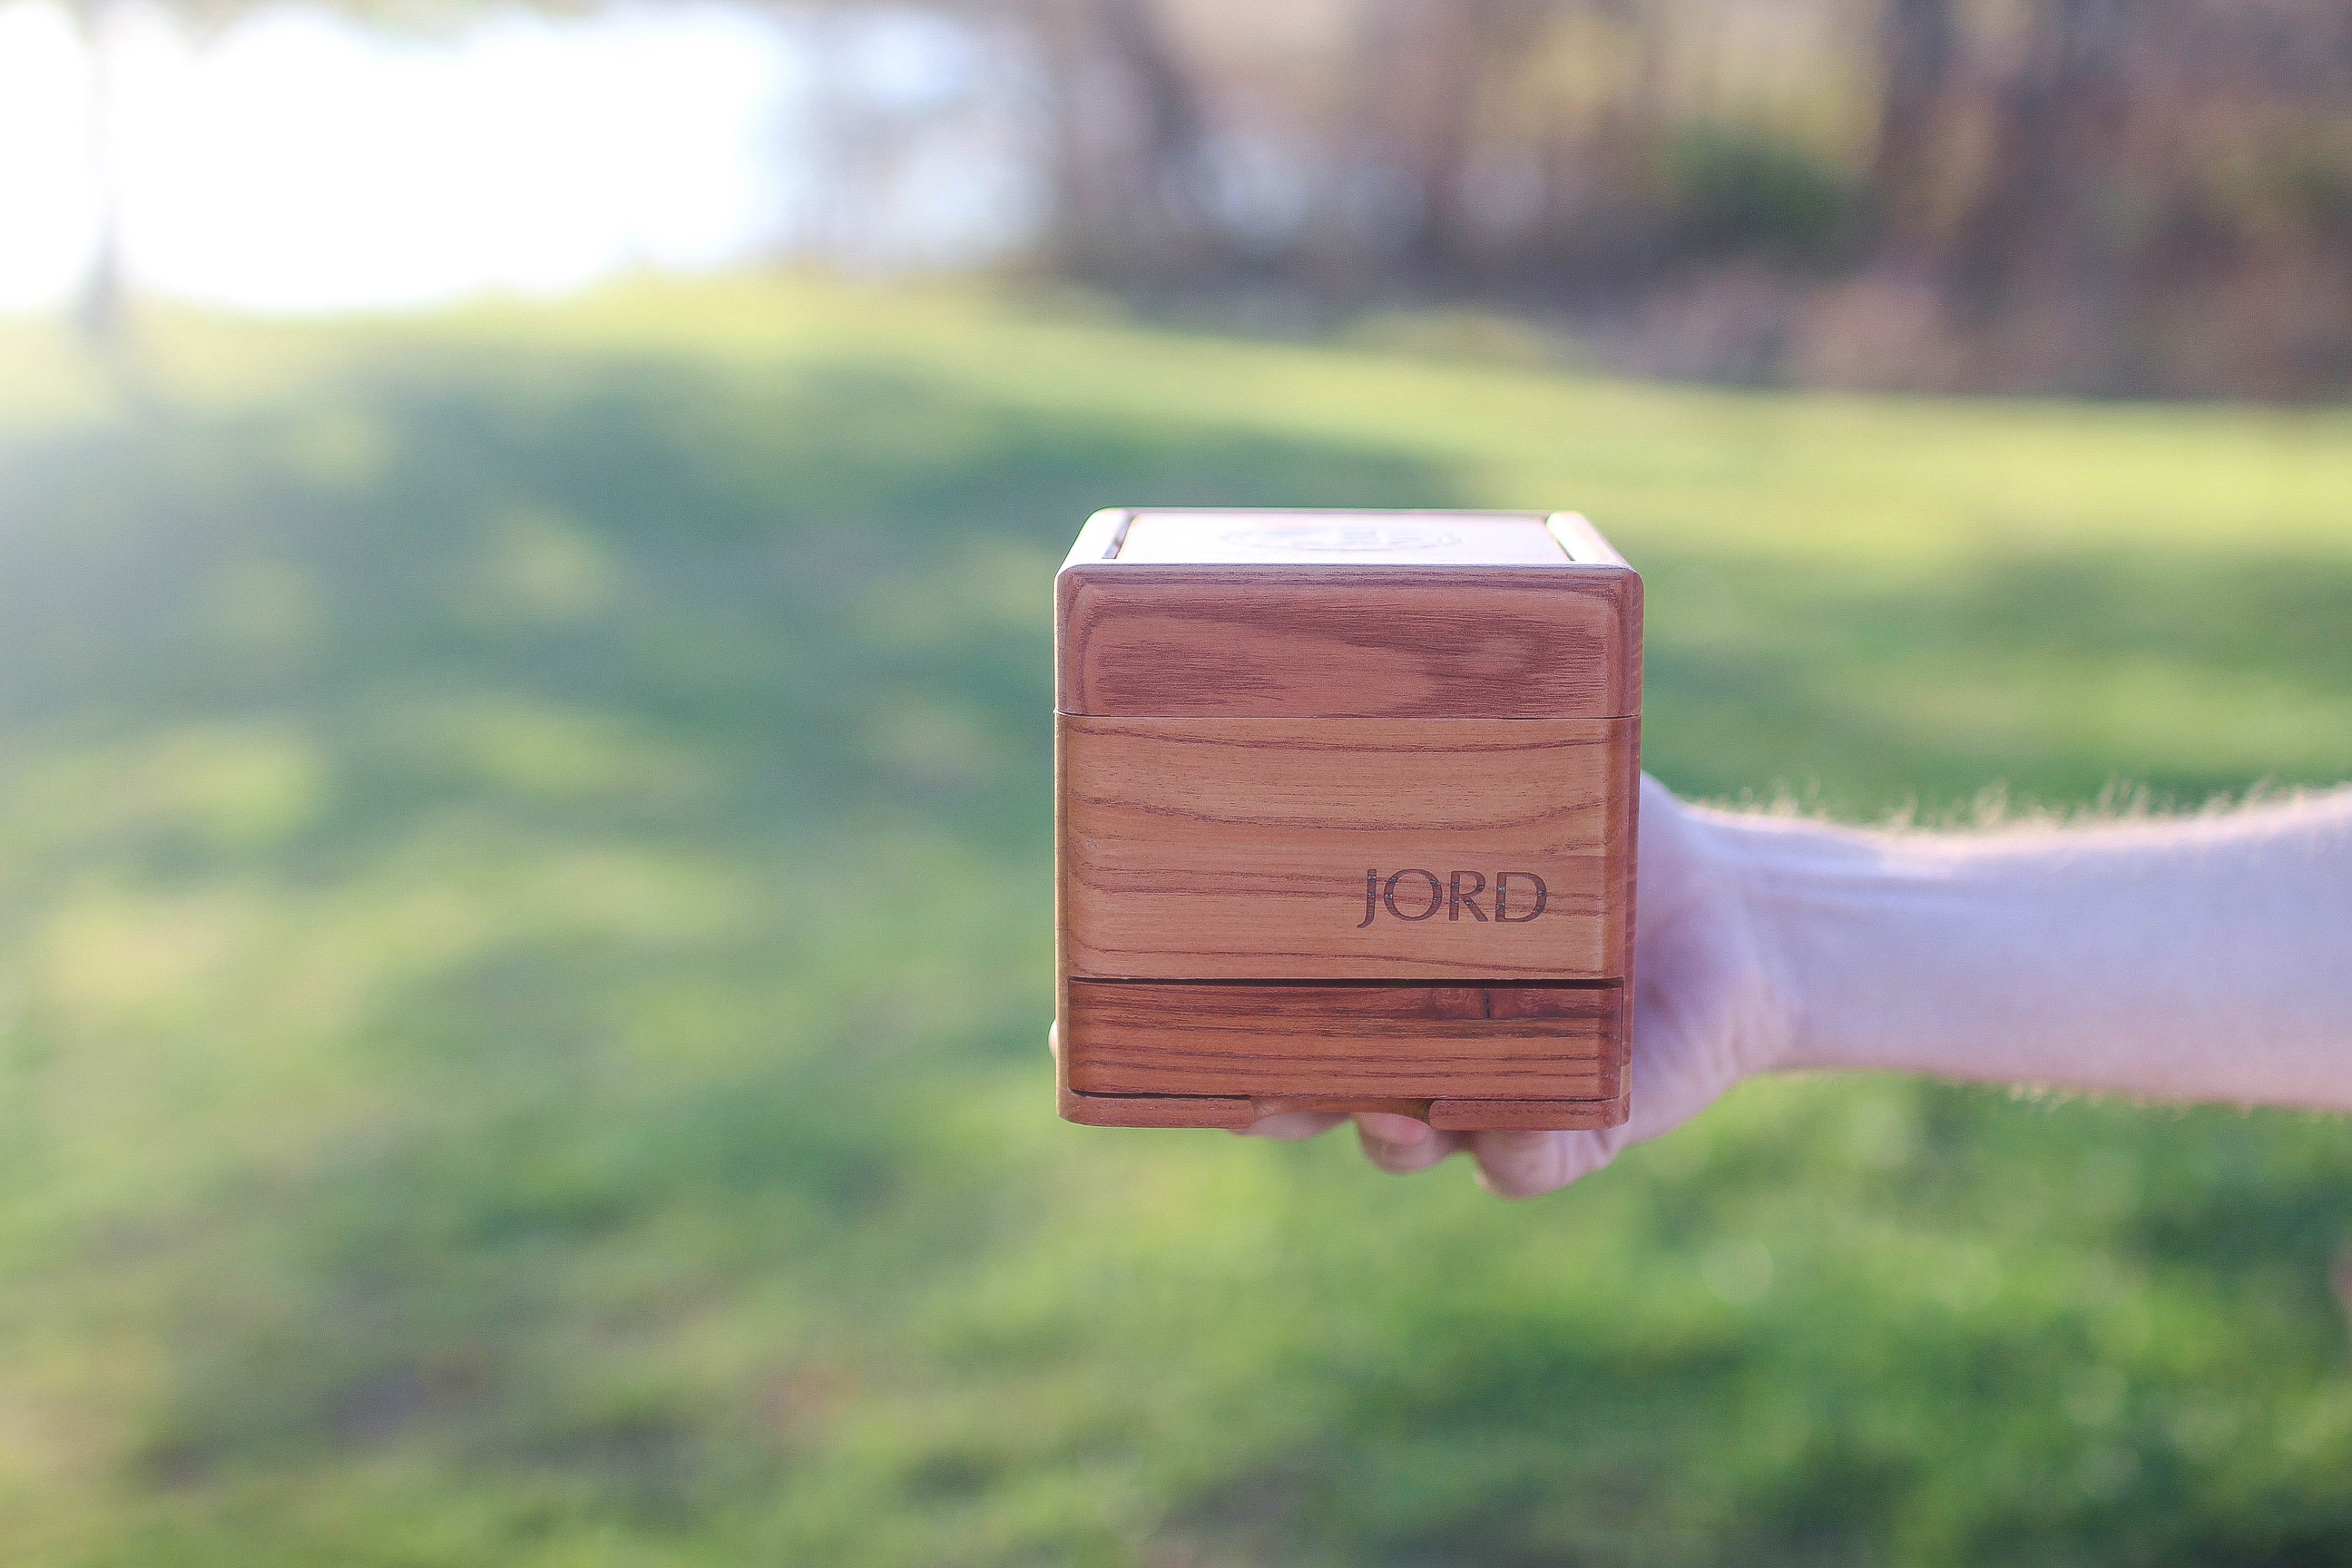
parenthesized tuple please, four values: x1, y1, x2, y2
(1056, 565, 1642, 719)
(1059, 715, 1635, 980)
(1064, 981, 1622, 1100)
(1060, 1087, 1629, 1131)
(1053, 508, 1642, 1134)
(1059, 1082, 1257, 1129)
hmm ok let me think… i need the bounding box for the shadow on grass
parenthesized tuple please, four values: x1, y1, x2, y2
(0, 337, 2349, 1567)
(0, 350, 1461, 856)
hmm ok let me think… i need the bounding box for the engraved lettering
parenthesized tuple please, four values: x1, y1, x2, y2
(1494, 871, 1549, 923)
(1448, 870, 1488, 922)
(1355, 869, 1545, 926)
(1383, 868, 1443, 922)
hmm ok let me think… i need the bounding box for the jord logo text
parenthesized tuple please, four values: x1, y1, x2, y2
(1357, 868, 1547, 927)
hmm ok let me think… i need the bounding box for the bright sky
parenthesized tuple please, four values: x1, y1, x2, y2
(0, 1, 869, 313)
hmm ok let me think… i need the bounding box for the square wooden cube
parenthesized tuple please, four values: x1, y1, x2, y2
(1054, 509, 1642, 1132)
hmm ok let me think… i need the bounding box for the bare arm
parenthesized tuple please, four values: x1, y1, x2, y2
(1279, 778, 2352, 1196)
(1744, 787, 2352, 1105)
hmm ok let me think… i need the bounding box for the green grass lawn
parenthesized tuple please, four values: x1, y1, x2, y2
(1, 278, 2349, 1567)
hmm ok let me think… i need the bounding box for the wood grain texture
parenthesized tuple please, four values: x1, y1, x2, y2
(1052, 509, 1642, 1134)
(1054, 1012, 1260, 1126)
(1059, 714, 1636, 980)
(1059, 1081, 1258, 1129)
(1065, 981, 1622, 1099)
(1061, 1088, 1629, 1130)
(1056, 565, 1642, 719)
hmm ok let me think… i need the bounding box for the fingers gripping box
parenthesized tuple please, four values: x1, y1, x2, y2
(1054, 509, 1642, 1132)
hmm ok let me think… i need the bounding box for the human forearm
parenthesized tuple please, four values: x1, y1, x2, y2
(1717, 791, 2352, 1106)
(1320, 779, 2352, 1199)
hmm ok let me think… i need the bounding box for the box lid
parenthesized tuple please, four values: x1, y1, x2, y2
(1113, 510, 1583, 565)
(1055, 509, 1641, 719)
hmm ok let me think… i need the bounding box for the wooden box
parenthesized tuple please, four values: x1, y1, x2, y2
(1054, 509, 1642, 1132)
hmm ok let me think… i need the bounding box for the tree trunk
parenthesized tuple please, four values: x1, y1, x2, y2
(1952, 0, 2133, 303)
(1869, 0, 1957, 251)
(1352, 0, 1553, 279)
(68, 0, 129, 358)
(1025, 0, 1215, 279)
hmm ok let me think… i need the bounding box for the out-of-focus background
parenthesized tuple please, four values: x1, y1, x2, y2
(1, 2, 2349, 1563)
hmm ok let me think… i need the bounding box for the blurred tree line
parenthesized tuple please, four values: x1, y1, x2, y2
(58, 0, 2352, 397)
(941, 0, 2352, 397)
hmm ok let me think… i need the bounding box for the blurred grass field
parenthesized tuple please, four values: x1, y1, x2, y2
(1, 279, 2349, 1567)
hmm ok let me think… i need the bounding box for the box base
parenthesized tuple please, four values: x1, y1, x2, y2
(1053, 981, 1630, 1132)
(1058, 1081, 1631, 1132)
